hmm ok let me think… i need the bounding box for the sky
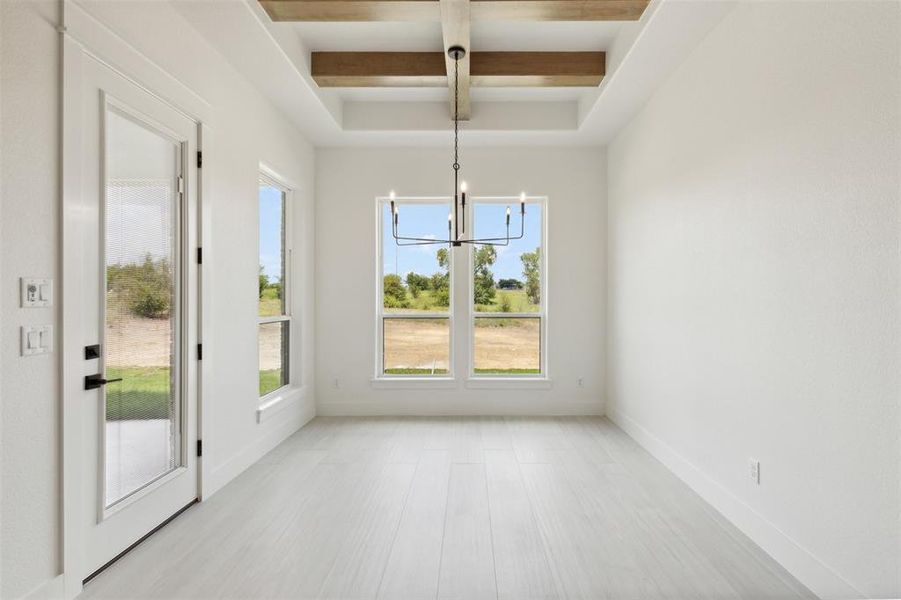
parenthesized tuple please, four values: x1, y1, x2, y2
(382, 201, 541, 280)
(259, 185, 284, 281)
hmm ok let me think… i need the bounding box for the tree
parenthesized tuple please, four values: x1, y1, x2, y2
(431, 248, 450, 307)
(521, 247, 541, 305)
(436, 247, 449, 270)
(432, 278, 450, 306)
(498, 293, 513, 312)
(383, 274, 409, 308)
(405, 272, 431, 296)
(474, 245, 497, 305)
(259, 266, 270, 298)
(106, 254, 172, 318)
(498, 278, 522, 290)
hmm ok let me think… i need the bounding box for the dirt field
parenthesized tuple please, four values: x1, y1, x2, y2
(473, 319, 540, 371)
(107, 315, 538, 374)
(106, 316, 172, 368)
(106, 316, 284, 371)
(383, 318, 539, 372)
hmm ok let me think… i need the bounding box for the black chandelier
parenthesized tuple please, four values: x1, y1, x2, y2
(390, 45, 527, 247)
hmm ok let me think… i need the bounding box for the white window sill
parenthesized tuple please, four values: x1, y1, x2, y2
(257, 385, 305, 423)
(368, 377, 552, 390)
(371, 377, 458, 390)
(465, 377, 553, 390)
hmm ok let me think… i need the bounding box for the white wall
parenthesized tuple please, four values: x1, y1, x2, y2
(0, 2, 316, 597)
(606, 2, 900, 599)
(316, 147, 606, 415)
(1, 1, 62, 597)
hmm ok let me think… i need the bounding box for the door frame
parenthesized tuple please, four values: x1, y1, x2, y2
(60, 2, 214, 597)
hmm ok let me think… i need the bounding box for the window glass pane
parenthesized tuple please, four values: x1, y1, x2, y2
(383, 318, 450, 375)
(474, 317, 540, 375)
(104, 108, 180, 506)
(382, 203, 451, 313)
(472, 203, 541, 313)
(259, 321, 289, 395)
(259, 184, 285, 317)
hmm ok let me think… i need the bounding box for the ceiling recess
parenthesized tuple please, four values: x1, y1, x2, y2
(259, 0, 649, 120)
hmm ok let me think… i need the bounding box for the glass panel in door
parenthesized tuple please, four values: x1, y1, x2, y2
(104, 107, 182, 507)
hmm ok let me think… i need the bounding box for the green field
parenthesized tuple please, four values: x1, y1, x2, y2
(384, 368, 451, 375)
(386, 288, 539, 314)
(259, 369, 283, 396)
(259, 287, 283, 317)
(105, 366, 171, 420)
(103, 366, 284, 420)
(475, 289, 540, 313)
(385, 368, 539, 375)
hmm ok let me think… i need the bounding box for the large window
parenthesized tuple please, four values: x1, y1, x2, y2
(471, 199, 545, 376)
(258, 174, 291, 396)
(378, 199, 453, 376)
(375, 196, 546, 380)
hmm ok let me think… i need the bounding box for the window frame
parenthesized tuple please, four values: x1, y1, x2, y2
(375, 195, 455, 380)
(468, 196, 548, 380)
(257, 170, 293, 400)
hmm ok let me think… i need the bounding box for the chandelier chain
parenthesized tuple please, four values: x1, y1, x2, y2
(453, 57, 459, 172)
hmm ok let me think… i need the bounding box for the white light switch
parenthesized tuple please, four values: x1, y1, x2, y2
(21, 325, 52, 356)
(21, 278, 52, 308)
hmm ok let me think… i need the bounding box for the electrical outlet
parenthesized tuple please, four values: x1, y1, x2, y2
(333, 377, 340, 389)
(577, 377, 584, 387)
(749, 458, 760, 485)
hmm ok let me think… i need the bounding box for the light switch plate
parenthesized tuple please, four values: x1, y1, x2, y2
(21, 278, 52, 308)
(21, 325, 53, 356)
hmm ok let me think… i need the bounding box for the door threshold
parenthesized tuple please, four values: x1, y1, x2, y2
(83, 499, 198, 585)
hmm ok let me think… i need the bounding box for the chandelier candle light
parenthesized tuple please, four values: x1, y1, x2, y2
(389, 45, 527, 247)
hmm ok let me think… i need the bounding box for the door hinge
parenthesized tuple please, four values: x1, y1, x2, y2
(197, 247, 203, 264)
(197, 343, 203, 360)
(196, 440, 203, 457)
(196, 150, 203, 169)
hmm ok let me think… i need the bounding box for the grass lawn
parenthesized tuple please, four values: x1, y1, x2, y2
(260, 369, 284, 396)
(384, 368, 540, 375)
(385, 288, 539, 314)
(475, 289, 539, 313)
(384, 368, 450, 375)
(385, 288, 450, 313)
(104, 366, 286, 420)
(259, 287, 283, 317)
(106, 366, 171, 420)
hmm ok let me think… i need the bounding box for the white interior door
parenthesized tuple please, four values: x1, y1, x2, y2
(74, 56, 199, 578)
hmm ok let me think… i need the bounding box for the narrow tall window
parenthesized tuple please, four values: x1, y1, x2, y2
(258, 175, 291, 396)
(471, 199, 545, 376)
(378, 199, 453, 376)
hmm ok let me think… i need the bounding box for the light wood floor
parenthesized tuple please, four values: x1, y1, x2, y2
(80, 417, 815, 600)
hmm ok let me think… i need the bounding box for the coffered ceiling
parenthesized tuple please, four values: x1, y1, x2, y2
(259, 0, 649, 119)
(166, 0, 733, 145)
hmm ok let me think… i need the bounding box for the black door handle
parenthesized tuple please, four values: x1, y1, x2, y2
(84, 374, 124, 390)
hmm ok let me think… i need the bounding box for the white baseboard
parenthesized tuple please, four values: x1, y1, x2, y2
(607, 408, 866, 600)
(316, 399, 603, 417)
(205, 396, 315, 497)
(22, 574, 64, 600)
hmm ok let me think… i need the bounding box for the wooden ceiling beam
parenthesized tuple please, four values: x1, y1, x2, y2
(259, 0, 439, 22)
(312, 51, 606, 87)
(311, 52, 447, 86)
(471, 0, 649, 21)
(259, 0, 649, 21)
(472, 51, 605, 86)
(439, 0, 471, 120)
